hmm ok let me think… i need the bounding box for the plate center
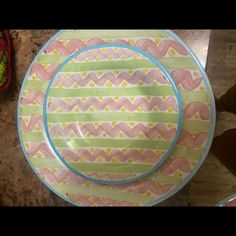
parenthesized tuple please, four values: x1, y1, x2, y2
(44, 44, 182, 184)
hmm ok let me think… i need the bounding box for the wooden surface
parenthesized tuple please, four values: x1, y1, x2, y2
(1, 30, 235, 206)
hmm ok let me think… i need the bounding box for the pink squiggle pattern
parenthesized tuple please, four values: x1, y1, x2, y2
(50, 123, 176, 140)
(52, 70, 168, 87)
(158, 156, 191, 175)
(20, 91, 45, 105)
(75, 48, 138, 61)
(28, 142, 55, 159)
(84, 172, 138, 180)
(30, 64, 59, 81)
(44, 38, 188, 59)
(20, 116, 44, 133)
(62, 149, 164, 164)
(179, 130, 208, 148)
(68, 194, 137, 206)
(135, 38, 187, 58)
(44, 38, 105, 55)
(48, 97, 178, 112)
(116, 180, 174, 195)
(171, 69, 203, 91)
(183, 102, 210, 120)
(39, 167, 86, 185)
(37, 167, 177, 196)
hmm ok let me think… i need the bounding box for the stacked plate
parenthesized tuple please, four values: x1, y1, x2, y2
(18, 30, 215, 206)
(217, 194, 236, 207)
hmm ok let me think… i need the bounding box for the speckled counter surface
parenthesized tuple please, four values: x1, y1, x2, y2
(1, 30, 235, 206)
(0, 30, 71, 206)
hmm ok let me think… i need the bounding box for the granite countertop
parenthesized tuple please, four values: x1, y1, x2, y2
(1, 30, 235, 206)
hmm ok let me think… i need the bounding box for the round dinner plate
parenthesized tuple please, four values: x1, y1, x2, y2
(18, 30, 215, 206)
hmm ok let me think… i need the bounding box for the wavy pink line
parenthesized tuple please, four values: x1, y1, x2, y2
(62, 148, 164, 164)
(20, 91, 45, 105)
(44, 39, 85, 55)
(44, 39, 105, 55)
(85, 172, 138, 180)
(44, 38, 187, 58)
(38, 166, 175, 197)
(116, 180, 174, 195)
(30, 64, 59, 81)
(28, 142, 55, 159)
(20, 116, 44, 133)
(171, 69, 203, 91)
(179, 130, 208, 148)
(39, 167, 86, 185)
(48, 97, 178, 112)
(50, 123, 176, 140)
(52, 70, 168, 87)
(158, 156, 191, 175)
(135, 38, 187, 58)
(183, 102, 210, 120)
(68, 194, 137, 206)
(75, 48, 138, 61)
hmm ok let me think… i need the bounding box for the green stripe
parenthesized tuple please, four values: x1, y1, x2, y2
(150, 174, 182, 185)
(20, 106, 43, 116)
(159, 57, 196, 69)
(23, 82, 210, 104)
(48, 86, 175, 97)
(31, 158, 153, 173)
(36, 56, 195, 69)
(51, 184, 152, 205)
(31, 158, 64, 168)
(22, 132, 45, 141)
(70, 162, 153, 173)
(183, 120, 210, 133)
(62, 60, 157, 71)
(47, 112, 179, 123)
(37, 58, 157, 69)
(31, 158, 181, 185)
(38, 55, 67, 64)
(58, 30, 167, 39)
(22, 80, 210, 104)
(20, 113, 209, 133)
(181, 90, 210, 103)
(24, 80, 49, 91)
(172, 147, 202, 160)
(52, 138, 171, 149)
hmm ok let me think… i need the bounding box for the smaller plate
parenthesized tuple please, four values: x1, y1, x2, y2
(44, 44, 182, 185)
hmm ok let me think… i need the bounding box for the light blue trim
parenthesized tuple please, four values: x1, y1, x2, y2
(216, 193, 236, 206)
(43, 43, 183, 185)
(17, 29, 216, 206)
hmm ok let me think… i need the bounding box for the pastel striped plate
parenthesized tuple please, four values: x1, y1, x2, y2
(18, 30, 215, 206)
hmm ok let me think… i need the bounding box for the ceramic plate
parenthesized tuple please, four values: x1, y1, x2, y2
(217, 193, 236, 206)
(18, 30, 215, 206)
(43, 44, 182, 184)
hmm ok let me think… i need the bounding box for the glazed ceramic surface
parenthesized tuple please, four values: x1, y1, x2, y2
(44, 44, 182, 184)
(18, 30, 215, 206)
